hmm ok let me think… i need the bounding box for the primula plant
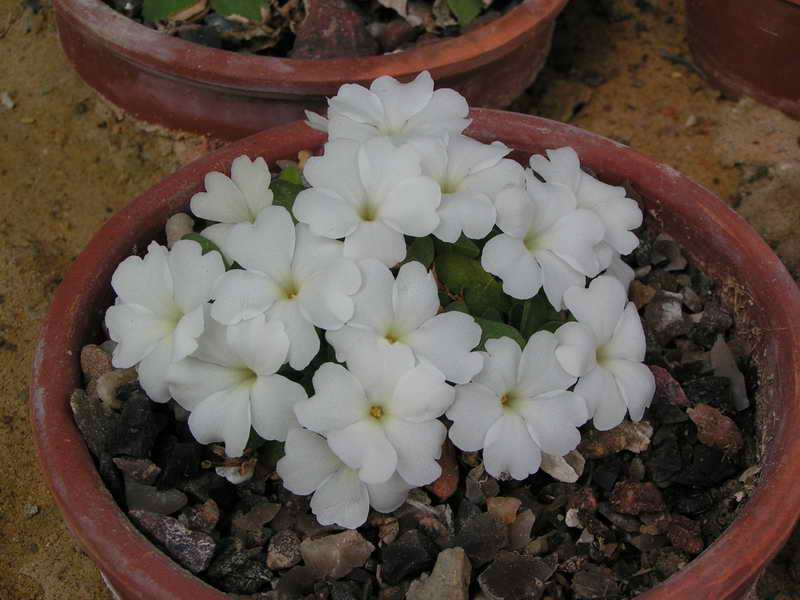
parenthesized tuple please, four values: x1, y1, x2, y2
(105, 71, 655, 529)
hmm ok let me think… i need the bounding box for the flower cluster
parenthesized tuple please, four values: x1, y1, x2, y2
(105, 71, 654, 529)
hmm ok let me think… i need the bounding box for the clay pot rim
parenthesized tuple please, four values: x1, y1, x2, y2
(30, 110, 800, 599)
(55, 0, 568, 94)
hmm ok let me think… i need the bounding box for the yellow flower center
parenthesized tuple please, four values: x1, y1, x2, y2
(370, 405, 384, 419)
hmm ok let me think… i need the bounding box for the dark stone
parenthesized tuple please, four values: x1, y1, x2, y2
(666, 515, 704, 555)
(290, 0, 378, 59)
(231, 498, 281, 547)
(129, 510, 215, 573)
(98, 452, 124, 501)
(274, 566, 320, 598)
(671, 445, 738, 487)
(690, 301, 733, 348)
(643, 291, 692, 345)
(609, 482, 666, 515)
(683, 376, 733, 411)
(108, 384, 167, 458)
(478, 551, 554, 600)
(125, 476, 188, 515)
(207, 537, 254, 580)
(154, 435, 205, 488)
(113, 456, 161, 485)
(379, 19, 419, 52)
(571, 565, 619, 599)
(267, 529, 302, 570)
(597, 503, 641, 533)
(653, 548, 689, 578)
(673, 491, 714, 517)
(110, 0, 141, 18)
(590, 455, 622, 492)
(455, 498, 482, 532)
(330, 580, 361, 600)
(381, 530, 438, 585)
(453, 513, 508, 568)
(221, 560, 274, 594)
(177, 470, 228, 502)
(465, 465, 500, 504)
(70, 389, 117, 458)
(647, 435, 683, 485)
(177, 24, 223, 49)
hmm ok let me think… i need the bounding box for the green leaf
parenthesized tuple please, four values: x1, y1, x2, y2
(447, 0, 482, 26)
(270, 179, 305, 215)
(257, 440, 285, 472)
(519, 292, 562, 339)
(404, 236, 435, 268)
(142, 0, 200, 22)
(279, 165, 302, 186)
(434, 251, 509, 316)
(451, 234, 480, 258)
(444, 300, 469, 313)
(182, 233, 229, 268)
(210, 0, 267, 21)
(475, 318, 525, 349)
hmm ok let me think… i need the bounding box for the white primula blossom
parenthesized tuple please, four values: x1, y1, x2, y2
(294, 343, 455, 487)
(407, 134, 524, 243)
(167, 313, 306, 457)
(189, 155, 274, 256)
(554, 275, 656, 430)
(447, 334, 589, 481)
(305, 71, 470, 144)
(294, 137, 441, 266)
(278, 428, 412, 529)
(327, 260, 483, 384)
(105, 240, 225, 402)
(210, 205, 361, 370)
(482, 177, 605, 309)
(528, 147, 643, 267)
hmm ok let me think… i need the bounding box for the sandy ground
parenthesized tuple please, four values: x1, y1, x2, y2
(0, 0, 798, 597)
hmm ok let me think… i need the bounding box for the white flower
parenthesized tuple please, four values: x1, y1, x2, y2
(167, 313, 306, 457)
(481, 178, 605, 309)
(294, 137, 441, 266)
(294, 343, 454, 486)
(327, 260, 483, 384)
(554, 275, 655, 430)
(528, 147, 643, 265)
(447, 334, 588, 480)
(278, 428, 412, 529)
(189, 155, 274, 256)
(210, 205, 361, 370)
(306, 71, 470, 144)
(407, 134, 524, 243)
(606, 253, 636, 291)
(105, 240, 225, 402)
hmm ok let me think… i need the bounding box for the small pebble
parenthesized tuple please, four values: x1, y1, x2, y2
(267, 529, 302, 570)
(405, 547, 471, 600)
(687, 403, 744, 452)
(486, 496, 521, 525)
(425, 440, 459, 502)
(453, 513, 508, 568)
(300, 530, 375, 579)
(609, 482, 666, 515)
(507, 509, 535, 550)
(666, 514, 704, 555)
(96, 367, 138, 409)
(478, 551, 554, 600)
(80, 344, 113, 380)
(125, 477, 188, 515)
(381, 529, 438, 585)
(166, 213, 196, 248)
(130, 510, 215, 573)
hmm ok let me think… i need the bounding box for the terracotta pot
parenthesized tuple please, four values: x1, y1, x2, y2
(53, 0, 567, 139)
(686, 0, 800, 120)
(31, 110, 800, 599)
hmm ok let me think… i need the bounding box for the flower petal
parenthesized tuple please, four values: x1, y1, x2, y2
(434, 191, 496, 243)
(311, 467, 370, 529)
(446, 383, 503, 451)
(494, 187, 535, 239)
(291, 223, 344, 282)
(517, 391, 588, 455)
(302, 139, 365, 202)
(517, 330, 577, 397)
(172, 305, 205, 362)
(371, 71, 433, 133)
(358, 137, 422, 200)
(563, 275, 628, 345)
(472, 336, 521, 396)
(106, 303, 173, 368)
(325, 325, 378, 364)
(529, 147, 582, 192)
(380, 176, 441, 237)
(388, 365, 454, 422)
(483, 414, 542, 480)
(366, 473, 412, 513)
(211, 269, 280, 326)
(111, 242, 175, 317)
(606, 252, 636, 291)
(191, 306, 245, 368)
(554, 321, 598, 378)
(404, 87, 470, 137)
(328, 84, 385, 126)
(539, 209, 604, 276)
(347, 340, 417, 403)
(606, 359, 655, 422)
(293, 188, 361, 240)
(137, 335, 174, 402)
(188, 382, 253, 457)
(535, 250, 586, 311)
(605, 302, 646, 362)
(344, 221, 407, 267)
(168, 357, 250, 411)
(482, 235, 542, 300)
(347, 259, 395, 331)
(461, 156, 525, 197)
(168, 240, 225, 315)
(224, 206, 294, 281)
(226, 315, 289, 376)
(575, 366, 627, 431)
(392, 261, 439, 332)
(277, 428, 342, 495)
(230, 155, 273, 217)
(405, 312, 483, 384)
(327, 420, 397, 484)
(296, 363, 368, 432)
(267, 299, 319, 371)
(250, 374, 305, 441)
(191, 171, 250, 223)
(383, 417, 446, 486)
